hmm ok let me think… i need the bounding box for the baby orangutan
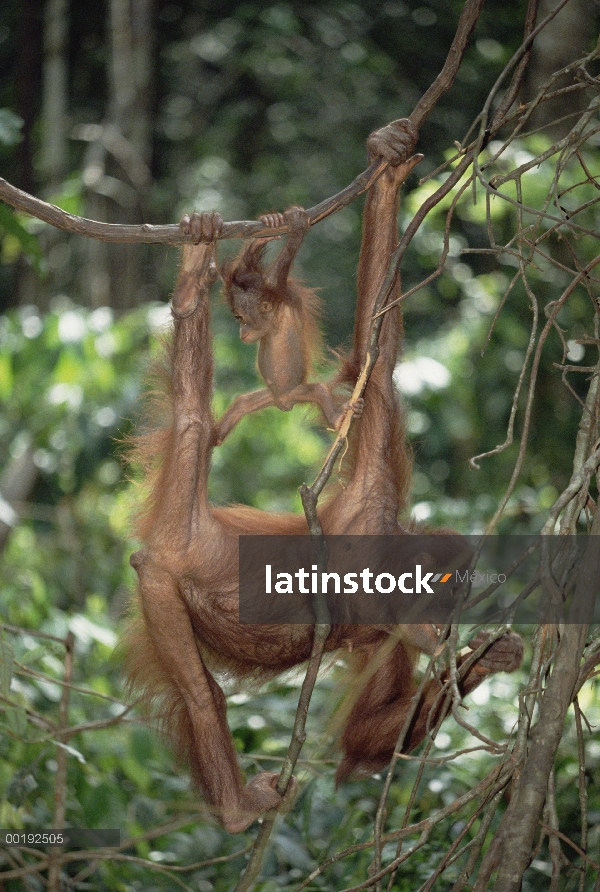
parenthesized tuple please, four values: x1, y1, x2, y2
(214, 205, 362, 443)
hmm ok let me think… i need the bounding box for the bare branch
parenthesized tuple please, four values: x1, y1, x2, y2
(0, 160, 386, 245)
(0, 0, 488, 251)
(409, 0, 485, 130)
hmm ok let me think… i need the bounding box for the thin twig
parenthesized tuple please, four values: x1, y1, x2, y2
(47, 631, 75, 892)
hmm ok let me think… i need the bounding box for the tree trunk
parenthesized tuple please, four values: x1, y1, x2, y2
(523, 0, 596, 135)
(81, 0, 154, 310)
(40, 0, 69, 187)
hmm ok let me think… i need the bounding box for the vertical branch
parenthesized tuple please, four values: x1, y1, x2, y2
(47, 631, 75, 892)
(233, 604, 331, 892)
(492, 623, 589, 892)
(560, 362, 600, 532)
(40, 0, 69, 187)
(489, 0, 539, 130)
(573, 699, 589, 892)
(234, 496, 331, 892)
(109, 0, 136, 130)
(409, 0, 485, 130)
(493, 501, 600, 891)
(235, 6, 491, 885)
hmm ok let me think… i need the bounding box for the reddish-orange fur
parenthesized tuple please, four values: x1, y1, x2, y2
(122, 121, 523, 833)
(221, 238, 323, 377)
(215, 204, 359, 441)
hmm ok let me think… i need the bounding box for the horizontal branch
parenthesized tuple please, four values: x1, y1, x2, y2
(0, 159, 387, 246)
(0, 2, 485, 250)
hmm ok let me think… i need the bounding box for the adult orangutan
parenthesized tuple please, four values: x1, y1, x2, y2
(123, 119, 523, 833)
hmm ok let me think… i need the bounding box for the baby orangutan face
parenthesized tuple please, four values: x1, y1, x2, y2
(229, 287, 276, 344)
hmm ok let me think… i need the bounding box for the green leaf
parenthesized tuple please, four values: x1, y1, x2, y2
(47, 177, 83, 216)
(52, 349, 85, 384)
(4, 704, 27, 737)
(0, 204, 43, 271)
(0, 639, 14, 696)
(0, 353, 13, 399)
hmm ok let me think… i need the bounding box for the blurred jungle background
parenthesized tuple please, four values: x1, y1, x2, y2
(1, 0, 600, 889)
